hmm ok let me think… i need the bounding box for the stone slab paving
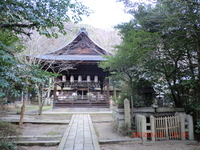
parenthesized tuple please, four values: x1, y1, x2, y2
(58, 114, 100, 150)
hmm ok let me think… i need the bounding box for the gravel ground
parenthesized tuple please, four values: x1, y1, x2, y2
(100, 143, 200, 150)
(93, 117, 200, 150)
(93, 122, 131, 140)
(17, 146, 57, 150)
(21, 123, 67, 136)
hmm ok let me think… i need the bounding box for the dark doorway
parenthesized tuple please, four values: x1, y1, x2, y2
(78, 90, 87, 95)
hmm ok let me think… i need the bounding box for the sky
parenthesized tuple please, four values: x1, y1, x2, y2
(78, 0, 132, 29)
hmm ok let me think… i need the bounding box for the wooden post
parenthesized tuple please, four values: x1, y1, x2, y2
(106, 79, 110, 102)
(61, 83, 64, 93)
(100, 81, 103, 95)
(165, 117, 169, 140)
(53, 84, 57, 102)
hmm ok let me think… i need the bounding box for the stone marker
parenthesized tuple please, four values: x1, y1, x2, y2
(124, 98, 131, 129)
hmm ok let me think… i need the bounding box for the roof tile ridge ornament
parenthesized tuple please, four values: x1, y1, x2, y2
(77, 28, 88, 36)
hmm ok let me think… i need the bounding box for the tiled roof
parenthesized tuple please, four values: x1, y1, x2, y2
(34, 55, 108, 61)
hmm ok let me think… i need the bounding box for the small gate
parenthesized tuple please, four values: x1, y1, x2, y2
(155, 116, 181, 140)
(135, 113, 194, 142)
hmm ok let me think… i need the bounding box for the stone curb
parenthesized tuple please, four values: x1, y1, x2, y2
(99, 138, 142, 144)
(57, 115, 75, 150)
(14, 140, 60, 146)
(1, 135, 62, 139)
(142, 140, 198, 145)
(0, 119, 69, 124)
(87, 114, 101, 150)
(42, 112, 112, 115)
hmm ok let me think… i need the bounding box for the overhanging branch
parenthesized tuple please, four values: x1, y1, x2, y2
(1, 23, 38, 28)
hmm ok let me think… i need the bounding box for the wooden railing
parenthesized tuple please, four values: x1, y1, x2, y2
(57, 80, 101, 88)
(57, 95, 105, 101)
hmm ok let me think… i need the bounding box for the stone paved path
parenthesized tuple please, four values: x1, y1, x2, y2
(58, 114, 100, 150)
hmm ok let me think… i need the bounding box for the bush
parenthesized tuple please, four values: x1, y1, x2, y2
(195, 119, 200, 133)
(0, 121, 21, 150)
(0, 99, 8, 115)
(0, 142, 17, 150)
(119, 123, 132, 136)
(117, 92, 130, 108)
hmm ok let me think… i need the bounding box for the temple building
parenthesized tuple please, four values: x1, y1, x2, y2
(33, 28, 113, 108)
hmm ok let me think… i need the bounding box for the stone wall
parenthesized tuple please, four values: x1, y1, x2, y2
(112, 100, 185, 132)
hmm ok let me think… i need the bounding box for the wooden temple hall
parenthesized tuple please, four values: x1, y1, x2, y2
(34, 28, 113, 108)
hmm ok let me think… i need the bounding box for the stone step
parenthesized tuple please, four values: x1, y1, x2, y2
(99, 138, 142, 144)
(14, 140, 60, 146)
(2, 135, 62, 139)
(0, 119, 69, 124)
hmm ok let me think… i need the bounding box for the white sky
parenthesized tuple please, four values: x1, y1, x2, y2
(78, 0, 132, 29)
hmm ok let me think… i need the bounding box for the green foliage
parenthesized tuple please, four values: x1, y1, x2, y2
(0, 0, 90, 106)
(0, 49, 57, 102)
(0, 37, 24, 99)
(0, 121, 21, 150)
(119, 123, 132, 136)
(0, 142, 17, 150)
(114, 0, 200, 108)
(117, 92, 129, 108)
(195, 119, 200, 134)
(0, 0, 92, 37)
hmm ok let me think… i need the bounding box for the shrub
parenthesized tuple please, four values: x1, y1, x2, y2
(195, 119, 200, 133)
(119, 123, 132, 136)
(0, 121, 21, 150)
(117, 92, 130, 108)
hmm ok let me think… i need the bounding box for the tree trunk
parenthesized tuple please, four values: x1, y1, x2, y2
(38, 98, 45, 115)
(35, 83, 44, 115)
(18, 96, 26, 128)
(197, 39, 200, 105)
(46, 78, 52, 105)
(128, 77, 134, 122)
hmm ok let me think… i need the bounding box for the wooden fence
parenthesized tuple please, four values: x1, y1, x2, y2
(135, 113, 194, 142)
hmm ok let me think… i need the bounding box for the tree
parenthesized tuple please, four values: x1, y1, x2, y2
(0, 0, 91, 127)
(135, 0, 200, 108)
(115, 0, 200, 123)
(116, 0, 200, 103)
(0, 0, 91, 37)
(99, 26, 154, 119)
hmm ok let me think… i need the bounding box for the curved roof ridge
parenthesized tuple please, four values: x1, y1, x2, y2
(86, 32, 113, 55)
(46, 28, 113, 56)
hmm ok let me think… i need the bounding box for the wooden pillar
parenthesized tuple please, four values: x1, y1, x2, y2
(106, 79, 110, 101)
(53, 83, 57, 102)
(61, 83, 64, 93)
(100, 82, 103, 94)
